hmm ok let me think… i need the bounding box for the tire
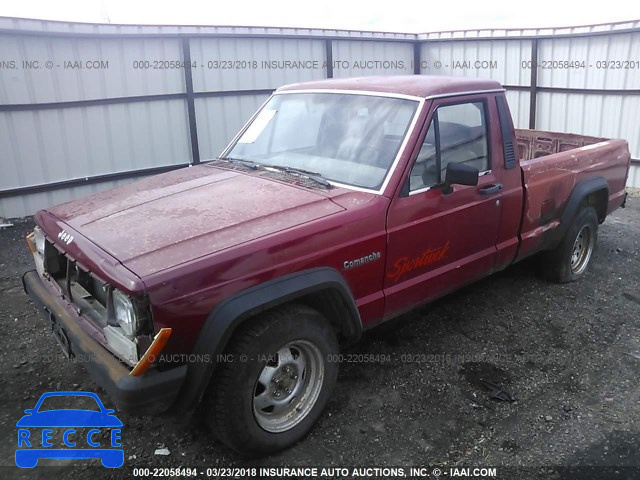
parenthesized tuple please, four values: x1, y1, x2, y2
(204, 304, 339, 456)
(541, 206, 598, 283)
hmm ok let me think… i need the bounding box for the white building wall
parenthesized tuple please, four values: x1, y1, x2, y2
(420, 25, 640, 187)
(332, 40, 414, 77)
(0, 17, 639, 217)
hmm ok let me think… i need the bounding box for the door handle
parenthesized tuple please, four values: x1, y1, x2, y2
(478, 183, 503, 195)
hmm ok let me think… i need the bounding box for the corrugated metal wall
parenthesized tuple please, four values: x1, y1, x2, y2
(534, 33, 640, 161)
(420, 39, 532, 125)
(332, 41, 414, 77)
(419, 22, 640, 191)
(189, 36, 327, 158)
(1, 17, 639, 217)
(0, 28, 195, 216)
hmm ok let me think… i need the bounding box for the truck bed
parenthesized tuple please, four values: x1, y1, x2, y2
(516, 129, 607, 160)
(514, 128, 630, 259)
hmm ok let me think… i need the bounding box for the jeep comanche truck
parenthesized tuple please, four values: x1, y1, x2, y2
(23, 75, 630, 455)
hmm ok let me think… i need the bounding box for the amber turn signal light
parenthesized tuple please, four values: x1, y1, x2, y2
(129, 328, 172, 377)
(25, 232, 36, 253)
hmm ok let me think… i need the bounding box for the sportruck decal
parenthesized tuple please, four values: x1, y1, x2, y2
(387, 241, 451, 281)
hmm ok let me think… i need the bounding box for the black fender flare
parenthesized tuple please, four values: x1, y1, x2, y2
(171, 267, 361, 413)
(546, 176, 608, 249)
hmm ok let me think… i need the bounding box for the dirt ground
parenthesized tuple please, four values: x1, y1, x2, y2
(1, 200, 639, 480)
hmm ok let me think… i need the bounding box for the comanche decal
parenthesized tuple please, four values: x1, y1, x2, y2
(343, 252, 381, 270)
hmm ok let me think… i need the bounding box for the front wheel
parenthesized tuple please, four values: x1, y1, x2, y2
(541, 206, 598, 283)
(204, 304, 339, 455)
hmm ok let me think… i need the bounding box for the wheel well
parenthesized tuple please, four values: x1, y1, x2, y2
(585, 188, 608, 223)
(292, 289, 359, 344)
(233, 288, 360, 347)
(176, 269, 362, 414)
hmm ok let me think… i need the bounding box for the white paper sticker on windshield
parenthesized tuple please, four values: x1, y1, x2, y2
(238, 109, 277, 144)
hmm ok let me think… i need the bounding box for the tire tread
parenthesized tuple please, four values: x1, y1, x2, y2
(204, 304, 336, 455)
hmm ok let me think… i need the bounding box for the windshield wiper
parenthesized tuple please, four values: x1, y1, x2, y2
(265, 165, 331, 188)
(220, 158, 331, 188)
(219, 157, 260, 170)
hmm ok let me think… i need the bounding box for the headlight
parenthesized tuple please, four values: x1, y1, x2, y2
(113, 290, 137, 337)
(33, 226, 45, 255)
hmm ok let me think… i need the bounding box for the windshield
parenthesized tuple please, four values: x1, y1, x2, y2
(224, 92, 419, 190)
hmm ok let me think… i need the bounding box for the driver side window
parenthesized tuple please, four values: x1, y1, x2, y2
(409, 101, 489, 192)
(409, 122, 438, 191)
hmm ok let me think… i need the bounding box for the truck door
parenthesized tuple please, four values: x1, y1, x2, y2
(383, 95, 504, 317)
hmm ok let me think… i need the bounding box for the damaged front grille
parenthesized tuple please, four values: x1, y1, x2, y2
(43, 240, 109, 328)
(40, 238, 153, 367)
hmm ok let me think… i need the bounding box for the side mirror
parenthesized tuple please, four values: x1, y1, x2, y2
(442, 163, 479, 195)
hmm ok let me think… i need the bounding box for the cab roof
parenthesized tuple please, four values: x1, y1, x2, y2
(276, 75, 504, 99)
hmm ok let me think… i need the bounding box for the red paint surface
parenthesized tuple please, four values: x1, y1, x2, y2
(32, 76, 631, 357)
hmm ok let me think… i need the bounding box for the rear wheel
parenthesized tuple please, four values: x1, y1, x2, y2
(204, 304, 339, 455)
(541, 206, 598, 283)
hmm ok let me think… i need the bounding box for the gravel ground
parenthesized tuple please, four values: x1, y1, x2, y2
(1, 200, 639, 480)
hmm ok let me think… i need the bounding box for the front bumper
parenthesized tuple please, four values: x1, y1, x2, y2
(22, 270, 187, 415)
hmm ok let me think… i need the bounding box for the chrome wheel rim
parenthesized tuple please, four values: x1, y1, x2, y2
(253, 340, 324, 433)
(570, 225, 594, 275)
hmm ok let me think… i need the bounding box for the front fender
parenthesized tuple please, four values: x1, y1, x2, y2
(171, 267, 361, 413)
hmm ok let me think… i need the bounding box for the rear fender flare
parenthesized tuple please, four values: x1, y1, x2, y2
(546, 176, 608, 249)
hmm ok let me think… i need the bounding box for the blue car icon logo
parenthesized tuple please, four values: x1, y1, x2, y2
(16, 391, 123, 468)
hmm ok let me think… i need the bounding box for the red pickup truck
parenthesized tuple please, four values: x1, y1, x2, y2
(23, 75, 630, 455)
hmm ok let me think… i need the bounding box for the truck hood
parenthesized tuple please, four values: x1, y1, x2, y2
(47, 165, 345, 276)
